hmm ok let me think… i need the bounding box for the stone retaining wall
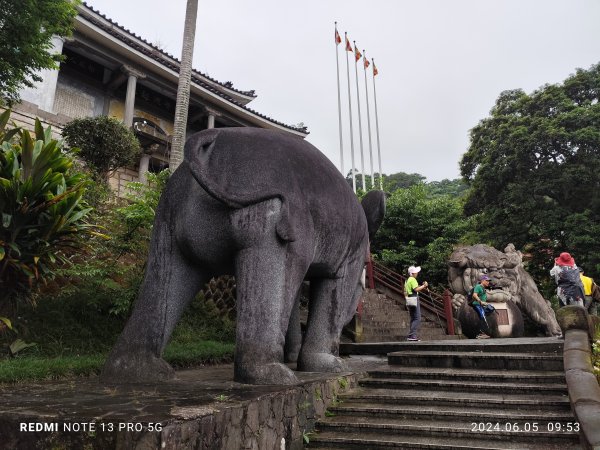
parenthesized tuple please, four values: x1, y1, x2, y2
(557, 306, 600, 449)
(158, 374, 360, 450)
(1, 372, 363, 450)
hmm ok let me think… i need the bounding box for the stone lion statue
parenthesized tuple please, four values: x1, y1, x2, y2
(448, 243, 561, 336)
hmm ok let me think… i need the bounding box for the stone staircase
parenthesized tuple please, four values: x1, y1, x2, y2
(360, 291, 449, 342)
(307, 338, 581, 449)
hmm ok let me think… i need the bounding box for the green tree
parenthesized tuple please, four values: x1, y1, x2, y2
(371, 184, 476, 287)
(0, 0, 79, 105)
(62, 115, 141, 180)
(384, 172, 426, 191)
(0, 110, 93, 312)
(426, 178, 469, 198)
(460, 63, 600, 280)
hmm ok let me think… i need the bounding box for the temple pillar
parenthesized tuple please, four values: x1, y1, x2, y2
(121, 65, 146, 127)
(206, 107, 219, 129)
(138, 154, 150, 185)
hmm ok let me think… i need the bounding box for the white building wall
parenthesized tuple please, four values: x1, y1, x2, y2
(19, 36, 65, 114)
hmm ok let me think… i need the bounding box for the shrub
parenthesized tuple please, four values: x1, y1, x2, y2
(62, 115, 141, 180)
(0, 110, 94, 313)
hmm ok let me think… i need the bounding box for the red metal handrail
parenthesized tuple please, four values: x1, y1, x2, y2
(367, 259, 454, 335)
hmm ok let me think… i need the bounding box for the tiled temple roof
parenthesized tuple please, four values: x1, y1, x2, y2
(79, 2, 308, 135)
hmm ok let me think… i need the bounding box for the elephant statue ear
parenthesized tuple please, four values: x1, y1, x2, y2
(361, 190, 386, 240)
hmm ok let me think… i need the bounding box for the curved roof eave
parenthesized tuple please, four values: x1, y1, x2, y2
(76, 3, 308, 137)
(78, 2, 256, 105)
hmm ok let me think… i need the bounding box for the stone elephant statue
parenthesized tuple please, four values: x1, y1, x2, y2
(448, 243, 561, 336)
(101, 128, 385, 385)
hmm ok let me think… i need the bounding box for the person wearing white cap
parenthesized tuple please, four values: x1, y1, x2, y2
(404, 265, 428, 341)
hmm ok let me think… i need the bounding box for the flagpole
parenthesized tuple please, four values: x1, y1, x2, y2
(334, 23, 344, 176)
(344, 33, 357, 193)
(363, 50, 375, 189)
(372, 58, 383, 190)
(353, 41, 366, 192)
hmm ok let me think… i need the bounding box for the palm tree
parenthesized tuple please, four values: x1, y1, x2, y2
(169, 0, 199, 171)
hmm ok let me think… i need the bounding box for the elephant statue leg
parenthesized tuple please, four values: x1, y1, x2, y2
(101, 218, 207, 383)
(284, 289, 302, 363)
(231, 198, 309, 385)
(298, 262, 363, 373)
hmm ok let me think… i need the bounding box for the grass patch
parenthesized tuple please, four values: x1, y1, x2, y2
(0, 292, 236, 383)
(164, 340, 234, 368)
(0, 340, 235, 384)
(0, 354, 106, 383)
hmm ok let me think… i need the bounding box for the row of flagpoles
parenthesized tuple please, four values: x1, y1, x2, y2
(335, 22, 383, 192)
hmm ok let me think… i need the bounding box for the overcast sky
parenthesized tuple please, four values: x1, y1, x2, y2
(86, 0, 600, 181)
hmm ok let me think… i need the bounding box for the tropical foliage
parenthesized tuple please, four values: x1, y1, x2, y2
(53, 170, 170, 318)
(371, 184, 477, 287)
(0, 0, 79, 104)
(461, 63, 600, 280)
(62, 115, 141, 180)
(0, 110, 92, 310)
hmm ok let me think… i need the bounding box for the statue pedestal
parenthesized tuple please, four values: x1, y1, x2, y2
(492, 301, 522, 338)
(457, 299, 524, 339)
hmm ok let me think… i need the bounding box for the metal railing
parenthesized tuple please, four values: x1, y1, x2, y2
(368, 258, 455, 335)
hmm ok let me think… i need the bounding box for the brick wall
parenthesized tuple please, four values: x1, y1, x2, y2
(108, 167, 140, 198)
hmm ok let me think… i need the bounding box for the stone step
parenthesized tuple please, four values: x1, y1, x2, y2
(327, 401, 575, 422)
(388, 351, 564, 371)
(361, 330, 449, 339)
(359, 378, 568, 395)
(385, 338, 563, 353)
(367, 367, 566, 384)
(315, 415, 581, 441)
(341, 337, 563, 356)
(360, 315, 410, 323)
(361, 329, 448, 335)
(307, 429, 578, 449)
(362, 300, 404, 307)
(361, 320, 441, 328)
(310, 337, 578, 450)
(339, 388, 572, 410)
(361, 332, 450, 340)
(311, 415, 580, 447)
(360, 336, 452, 343)
(360, 316, 410, 322)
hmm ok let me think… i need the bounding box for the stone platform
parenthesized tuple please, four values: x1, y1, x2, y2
(0, 356, 386, 450)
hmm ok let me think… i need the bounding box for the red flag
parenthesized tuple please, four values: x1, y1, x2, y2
(335, 29, 341, 45)
(364, 57, 370, 69)
(345, 36, 352, 52)
(373, 61, 379, 76)
(354, 45, 362, 62)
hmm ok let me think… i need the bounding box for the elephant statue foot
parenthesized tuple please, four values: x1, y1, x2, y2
(235, 362, 298, 385)
(298, 352, 348, 373)
(101, 350, 174, 383)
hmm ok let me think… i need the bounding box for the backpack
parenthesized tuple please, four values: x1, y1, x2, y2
(466, 287, 475, 306)
(592, 282, 600, 303)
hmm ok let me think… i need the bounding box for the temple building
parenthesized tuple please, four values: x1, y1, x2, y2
(14, 2, 308, 195)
